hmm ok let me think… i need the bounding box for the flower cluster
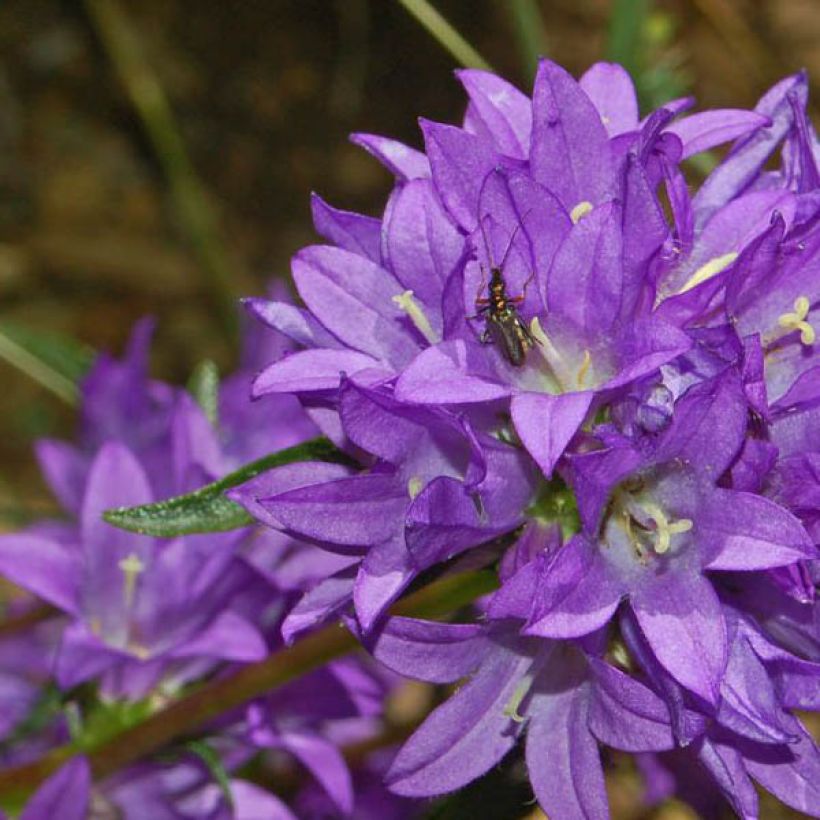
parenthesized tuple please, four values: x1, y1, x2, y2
(240, 60, 820, 817)
(1, 57, 820, 819)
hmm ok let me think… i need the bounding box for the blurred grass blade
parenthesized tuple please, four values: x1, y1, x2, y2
(186, 742, 234, 810)
(607, 0, 650, 77)
(0, 322, 94, 407)
(84, 0, 243, 349)
(508, 0, 548, 82)
(103, 437, 354, 537)
(397, 0, 492, 71)
(187, 359, 220, 428)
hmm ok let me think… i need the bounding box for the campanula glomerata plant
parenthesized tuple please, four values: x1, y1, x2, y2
(1, 58, 820, 819)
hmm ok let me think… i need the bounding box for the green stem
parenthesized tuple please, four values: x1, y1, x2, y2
(0, 570, 497, 801)
(84, 0, 242, 350)
(397, 0, 492, 71)
(508, 0, 548, 82)
(0, 329, 77, 406)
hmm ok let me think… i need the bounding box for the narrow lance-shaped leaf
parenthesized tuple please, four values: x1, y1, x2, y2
(103, 437, 355, 537)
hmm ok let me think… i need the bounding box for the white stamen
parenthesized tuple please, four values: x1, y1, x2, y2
(529, 317, 570, 392)
(777, 296, 816, 345)
(576, 349, 592, 388)
(640, 502, 692, 555)
(392, 289, 440, 345)
(503, 669, 536, 723)
(407, 476, 424, 500)
(677, 252, 739, 295)
(118, 552, 145, 609)
(570, 201, 594, 224)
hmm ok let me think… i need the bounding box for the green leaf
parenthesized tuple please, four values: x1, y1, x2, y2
(187, 359, 220, 427)
(0, 321, 94, 406)
(186, 740, 234, 809)
(103, 437, 354, 537)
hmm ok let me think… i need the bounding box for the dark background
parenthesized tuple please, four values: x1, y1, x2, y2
(0, 5, 817, 812)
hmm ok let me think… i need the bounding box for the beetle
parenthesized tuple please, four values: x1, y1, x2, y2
(472, 219, 538, 367)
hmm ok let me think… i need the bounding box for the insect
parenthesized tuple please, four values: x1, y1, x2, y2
(472, 220, 538, 367)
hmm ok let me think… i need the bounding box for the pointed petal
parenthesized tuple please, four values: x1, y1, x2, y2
(702, 489, 816, 570)
(170, 611, 266, 662)
(259, 474, 407, 548)
(252, 349, 383, 396)
(349, 133, 430, 180)
(511, 390, 592, 478)
(531, 59, 614, 210)
(34, 440, 89, 515)
(525, 537, 622, 639)
(382, 179, 462, 300)
(310, 193, 381, 262)
(526, 688, 609, 820)
(632, 571, 728, 705)
(395, 340, 511, 404)
(242, 298, 344, 349)
(281, 567, 357, 644)
(457, 69, 532, 158)
(21, 757, 90, 820)
(698, 739, 760, 820)
(353, 537, 415, 631)
(279, 731, 354, 815)
(693, 72, 808, 224)
(0, 534, 80, 613)
(579, 62, 639, 136)
(666, 110, 771, 159)
(744, 727, 820, 817)
(371, 617, 487, 684)
(387, 649, 529, 797)
(587, 658, 675, 751)
(55, 621, 125, 689)
(420, 119, 503, 230)
(292, 246, 419, 365)
(547, 202, 623, 334)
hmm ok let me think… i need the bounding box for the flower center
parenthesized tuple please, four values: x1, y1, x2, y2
(407, 476, 424, 499)
(529, 318, 595, 394)
(774, 296, 816, 346)
(612, 489, 692, 560)
(392, 289, 440, 345)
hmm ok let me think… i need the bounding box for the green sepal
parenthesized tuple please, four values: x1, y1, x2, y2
(103, 437, 353, 537)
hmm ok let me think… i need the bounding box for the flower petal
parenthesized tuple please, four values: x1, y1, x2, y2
(420, 119, 504, 230)
(252, 349, 383, 396)
(279, 731, 354, 815)
(665, 109, 771, 159)
(370, 616, 487, 683)
(21, 757, 90, 820)
(0, 534, 80, 614)
(386, 644, 529, 796)
(579, 62, 639, 136)
(395, 340, 511, 404)
(526, 688, 609, 820)
(531, 59, 614, 210)
(349, 133, 430, 180)
(632, 570, 728, 705)
(310, 193, 381, 262)
(169, 611, 266, 662)
(457, 69, 532, 158)
(511, 390, 592, 478)
(587, 658, 675, 751)
(701, 489, 817, 570)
